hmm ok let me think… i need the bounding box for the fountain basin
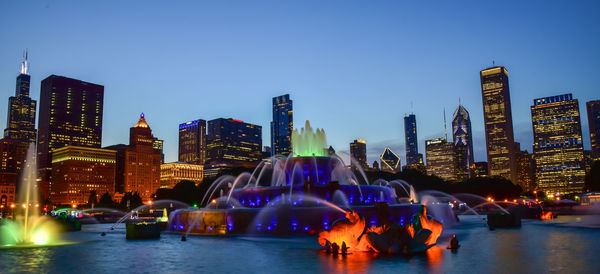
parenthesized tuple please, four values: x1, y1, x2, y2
(169, 204, 426, 236)
(126, 222, 161, 239)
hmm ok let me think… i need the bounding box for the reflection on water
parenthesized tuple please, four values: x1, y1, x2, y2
(1, 220, 600, 273)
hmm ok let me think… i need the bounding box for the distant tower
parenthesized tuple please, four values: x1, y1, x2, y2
(380, 147, 401, 173)
(178, 119, 207, 164)
(1, 50, 37, 173)
(404, 114, 422, 166)
(350, 139, 367, 169)
(480, 66, 517, 183)
(587, 100, 600, 159)
(271, 94, 293, 156)
(452, 104, 475, 168)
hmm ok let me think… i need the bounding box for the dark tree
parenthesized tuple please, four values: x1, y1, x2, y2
(98, 192, 115, 208)
(87, 190, 98, 207)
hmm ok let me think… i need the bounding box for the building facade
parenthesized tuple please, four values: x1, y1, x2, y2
(110, 114, 162, 202)
(178, 119, 207, 164)
(160, 162, 204, 189)
(380, 147, 401, 173)
(470, 162, 489, 177)
(50, 146, 116, 205)
(206, 118, 262, 166)
(271, 94, 293, 156)
(404, 114, 423, 166)
(350, 139, 368, 170)
(531, 93, 585, 196)
(515, 148, 536, 192)
(480, 66, 517, 183)
(425, 138, 456, 181)
(587, 100, 600, 159)
(37, 75, 104, 198)
(452, 105, 474, 176)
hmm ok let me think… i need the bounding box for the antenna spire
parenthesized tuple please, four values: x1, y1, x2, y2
(20, 49, 29, 75)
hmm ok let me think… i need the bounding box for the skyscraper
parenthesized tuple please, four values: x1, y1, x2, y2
(206, 118, 262, 166)
(380, 147, 401, 173)
(350, 139, 367, 169)
(452, 105, 474, 168)
(515, 148, 536, 192)
(531, 93, 585, 196)
(37, 75, 104, 198)
(5, 51, 37, 145)
(178, 119, 207, 164)
(480, 66, 517, 183)
(271, 94, 293, 156)
(404, 114, 423, 166)
(425, 138, 456, 181)
(111, 114, 162, 201)
(0, 52, 37, 176)
(587, 100, 600, 159)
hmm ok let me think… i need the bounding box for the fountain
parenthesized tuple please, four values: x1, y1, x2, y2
(168, 121, 446, 253)
(0, 144, 64, 247)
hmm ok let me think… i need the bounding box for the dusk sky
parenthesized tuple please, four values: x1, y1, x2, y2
(1, 0, 598, 165)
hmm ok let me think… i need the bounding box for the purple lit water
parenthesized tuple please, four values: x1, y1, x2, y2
(1, 216, 599, 273)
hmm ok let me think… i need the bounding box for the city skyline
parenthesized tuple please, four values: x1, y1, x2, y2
(1, 1, 599, 166)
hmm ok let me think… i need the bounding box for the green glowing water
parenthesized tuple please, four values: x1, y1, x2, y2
(292, 121, 327, 157)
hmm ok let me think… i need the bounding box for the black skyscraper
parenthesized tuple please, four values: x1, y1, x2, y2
(37, 75, 104, 170)
(271, 94, 293, 156)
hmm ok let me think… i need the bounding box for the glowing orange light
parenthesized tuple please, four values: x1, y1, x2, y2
(541, 211, 553, 220)
(211, 199, 216, 204)
(513, 199, 517, 203)
(10, 204, 15, 208)
(72, 204, 77, 208)
(22, 204, 27, 208)
(35, 203, 39, 208)
(533, 190, 537, 194)
(556, 197, 560, 201)
(148, 201, 153, 205)
(504, 199, 508, 202)
(0, 205, 4, 208)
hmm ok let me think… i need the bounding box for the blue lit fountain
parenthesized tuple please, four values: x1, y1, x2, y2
(169, 121, 446, 252)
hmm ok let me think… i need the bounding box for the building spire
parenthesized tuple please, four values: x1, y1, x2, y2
(443, 108, 447, 141)
(20, 49, 29, 75)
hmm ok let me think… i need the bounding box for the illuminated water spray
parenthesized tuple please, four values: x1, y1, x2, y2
(292, 120, 327, 157)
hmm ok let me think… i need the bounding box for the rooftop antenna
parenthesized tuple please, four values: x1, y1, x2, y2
(20, 49, 29, 75)
(492, 60, 495, 66)
(458, 97, 461, 106)
(443, 108, 447, 141)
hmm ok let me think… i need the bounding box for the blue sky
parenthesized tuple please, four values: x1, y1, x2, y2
(1, 0, 599, 165)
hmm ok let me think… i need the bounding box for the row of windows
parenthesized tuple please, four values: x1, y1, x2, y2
(540, 164, 581, 171)
(536, 138, 582, 148)
(536, 116, 576, 124)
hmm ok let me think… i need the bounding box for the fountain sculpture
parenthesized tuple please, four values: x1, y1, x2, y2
(168, 121, 445, 253)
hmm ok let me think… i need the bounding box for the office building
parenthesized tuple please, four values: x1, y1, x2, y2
(206, 118, 262, 166)
(404, 114, 423, 166)
(480, 66, 517, 183)
(350, 139, 368, 169)
(452, 105, 474, 172)
(380, 147, 401, 173)
(587, 100, 600, 159)
(178, 119, 207, 164)
(50, 146, 116, 205)
(531, 93, 585, 195)
(271, 94, 293, 156)
(160, 162, 204, 189)
(425, 138, 456, 181)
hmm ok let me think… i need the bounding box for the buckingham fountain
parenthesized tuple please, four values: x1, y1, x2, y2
(169, 121, 445, 254)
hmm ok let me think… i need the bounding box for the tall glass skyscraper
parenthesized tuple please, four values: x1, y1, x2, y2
(452, 105, 474, 177)
(271, 94, 293, 156)
(587, 100, 600, 159)
(531, 93, 585, 196)
(178, 119, 207, 164)
(404, 114, 422, 166)
(480, 66, 517, 183)
(207, 118, 262, 165)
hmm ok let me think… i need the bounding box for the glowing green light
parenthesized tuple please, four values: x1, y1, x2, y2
(193, 204, 198, 208)
(32, 229, 49, 245)
(292, 121, 327, 157)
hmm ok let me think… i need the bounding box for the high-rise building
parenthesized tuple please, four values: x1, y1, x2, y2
(153, 138, 164, 164)
(470, 162, 488, 177)
(109, 114, 162, 202)
(4, 51, 37, 145)
(160, 162, 204, 189)
(0, 52, 37, 176)
(515, 148, 536, 192)
(271, 94, 293, 156)
(452, 105, 474, 173)
(587, 100, 600, 159)
(350, 139, 368, 169)
(380, 147, 401, 173)
(480, 66, 517, 183)
(531, 93, 585, 196)
(404, 114, 423, 166)
(178, 119, 207, 164)
(37, 75, 104, 197)
(206, 118, 262, 166)
(425, 138, 456, 181)
(50, 146, 116, 205)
